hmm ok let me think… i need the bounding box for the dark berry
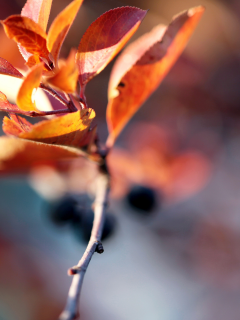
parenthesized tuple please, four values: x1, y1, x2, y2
(126, 185, 157, 213)
(72, 209, 116, 243)
(49, 196, 78, 226)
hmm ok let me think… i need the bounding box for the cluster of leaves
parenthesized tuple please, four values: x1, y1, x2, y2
(0, 0, 204, 172)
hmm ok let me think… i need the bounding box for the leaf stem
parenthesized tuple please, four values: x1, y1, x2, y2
(1, 108, 70, 117)
(58, 163, 110, 320)
(40, 83, 69, 106)
(65, 93, 78, 112)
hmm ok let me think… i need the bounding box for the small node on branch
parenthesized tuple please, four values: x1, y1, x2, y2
(95, 241, 104, 254)
(68, 268, 78, 276)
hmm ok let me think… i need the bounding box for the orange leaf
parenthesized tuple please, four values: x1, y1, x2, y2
(76, 6, 147, 86)
(47, 49, 79, 93)
(21, 0, 53, 32)
(19, 108, 95, 148)
(106, 6, 205, 146)
(0, 57, 23, 78)
(26, 54, 52, 73)
(2, 15, 50, 61)
(47, 0, 84, 64)
(16, 63, 43, 112)
(3, 114, 33, 136)
(0, 137, 81, 174)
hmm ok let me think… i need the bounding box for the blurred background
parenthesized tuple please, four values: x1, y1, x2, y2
(1, 0, 240, 319)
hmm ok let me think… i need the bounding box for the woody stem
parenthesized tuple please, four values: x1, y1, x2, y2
(1, 108, 71, 117)
(59, 161, 110, 320)
(40, 83, 69, 106)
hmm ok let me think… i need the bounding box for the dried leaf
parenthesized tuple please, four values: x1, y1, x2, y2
(106, 6, 205, 146)
(0, 57, 23, 78)
(76, 6, 147, 86)
(0, 137, 81, 173)
(2, 15, 50, 61)
(21, 0, 53, 32)
(16, 63, 43, 112)
(19, 108, 95, 148)
(47, 49, 79, 93)
(47, 0, 84, 64)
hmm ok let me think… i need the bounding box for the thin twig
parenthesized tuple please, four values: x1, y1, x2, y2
(66, 94, 78, 112)
(40, 83, 69, 106)
(59, 164, 110, 320)
(1, 108, 70, 117)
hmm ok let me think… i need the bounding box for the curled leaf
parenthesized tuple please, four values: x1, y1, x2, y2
(0, 57, 23, 78)
(21, 0, 53, 32)
(76, 6, 147, 86)
(47, 0, 84, 64)
(106, 6, 205, 146)
(2, 15, 50, 61)
(47, 49, 79, 93)
(16, 63, 43, 112)
(19, 108, 95, 148)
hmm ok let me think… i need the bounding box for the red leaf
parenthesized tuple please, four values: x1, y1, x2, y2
(0, 91, 23, 113)
(16, 63, 43, 112)
(0, 137, 81, 174)
(3, 114, 33, 136)
(106, 6, 205, 146)
(21, 0, 53, 32)
(2, 15, 50, 62)
(76, 6, 147, 86)
(20, 0, 53, 61)
(19, 108, 95, 148)
(0, 57, 23, 78)
(47, 0, 84, 64)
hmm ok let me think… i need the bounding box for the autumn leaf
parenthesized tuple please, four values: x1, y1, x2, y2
(26, 54, 51, 73)
(21, 0, 53, 32)
(47, 0, 84, 64)
(16, 63, 43, 112)
(0, 91, 24, 114)
(2, 15, 50, 62)
(0, 57, 23, 78)
(106, 6, 205, 146)
(47, 49, 79, 93)
(3, 114, 33, 136)
(13, 109, 95, 148)
(0, 137, 81, 174)
(76, 6, 147, 87)
(20, 0, 52, 61)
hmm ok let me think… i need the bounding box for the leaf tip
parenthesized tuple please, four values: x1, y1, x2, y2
(188, 5, 206, 17)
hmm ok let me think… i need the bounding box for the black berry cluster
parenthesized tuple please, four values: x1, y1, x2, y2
(48, 194, 116, 243)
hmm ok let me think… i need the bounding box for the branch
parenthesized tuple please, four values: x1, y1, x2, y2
(40, 83, 69, 106)
(64, 93, 78, 112)
(59, 164, 110, 320)
(40, 84, 78, 112)
(2, 108, 70, 117)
